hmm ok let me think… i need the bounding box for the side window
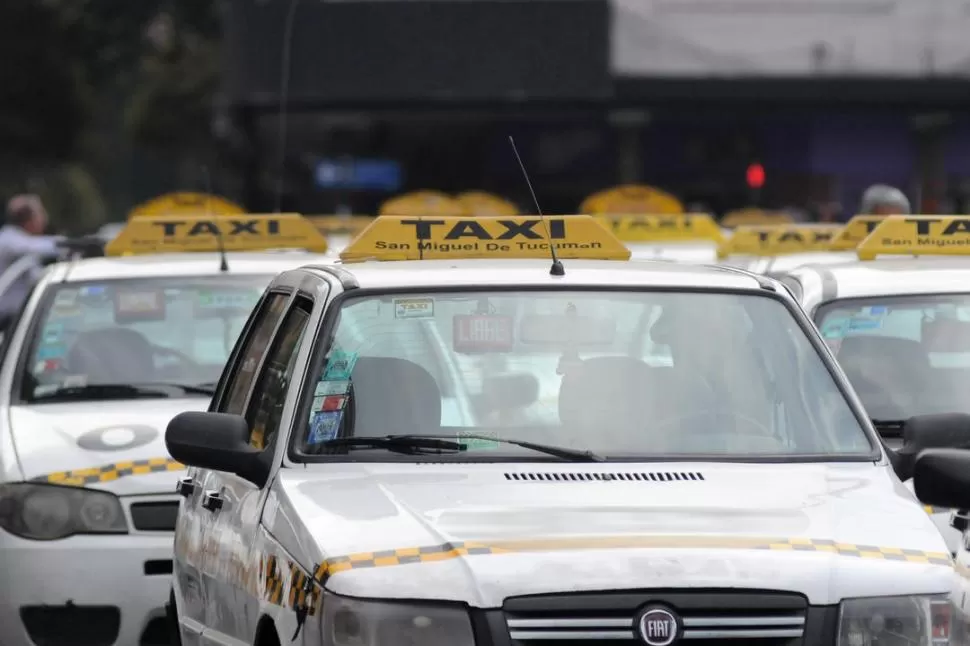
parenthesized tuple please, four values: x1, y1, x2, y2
(246, 300, 312, 450)
(220, 293, 290, 415)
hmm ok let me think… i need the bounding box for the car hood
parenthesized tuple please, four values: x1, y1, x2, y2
(274, 461, 954, 607)
(6, 398, 207, 495)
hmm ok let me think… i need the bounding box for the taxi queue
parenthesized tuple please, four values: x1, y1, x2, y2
(2, 186, 970, 646)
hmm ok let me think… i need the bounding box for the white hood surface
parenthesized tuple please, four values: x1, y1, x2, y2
(275, 462, 953, 607)
(7, 398, 207, 495)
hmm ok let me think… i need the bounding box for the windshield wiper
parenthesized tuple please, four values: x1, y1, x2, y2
(143, 382, 216, 396)
(871, 419, 906, 438)
(316, 435, 466, 455)
(31, 383, 172, 402)
(393, 433, 605, 462)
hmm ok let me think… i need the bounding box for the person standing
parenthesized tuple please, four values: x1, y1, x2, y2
(0, 195, 64, 326)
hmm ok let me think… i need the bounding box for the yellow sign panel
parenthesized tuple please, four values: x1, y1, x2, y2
(379, 190, 466, 217)
(596, 213, 724, 244)
(580, 185, 684, 215)
(306, 215, 372, 238)
(720, 208, 794, 228)
(340, 215, 631, 262)
(106, 214, 329, 256)
(718, 224, 844, 258)
(829, 215, 886, 251)
(127, 192, 245, 220)
(857, 215, 970, 260)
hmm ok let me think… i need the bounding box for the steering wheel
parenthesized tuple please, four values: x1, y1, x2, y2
(652, 409, 774, 438)
(150, 344, 200, 373)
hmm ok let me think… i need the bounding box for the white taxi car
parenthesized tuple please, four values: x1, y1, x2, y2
(780, 214, 970, 557)
(168, 213, 965, 646)
(718, 222, 855, 277)
(0, 212, 331, 646)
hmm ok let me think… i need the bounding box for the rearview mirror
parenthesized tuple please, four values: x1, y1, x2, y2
(892, 413, 970, 481)
(914, 448, 970, 510)
(165, 412, 269, 487)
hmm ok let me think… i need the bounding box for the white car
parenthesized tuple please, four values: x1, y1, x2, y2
(169, 214, 959, 646)
(0, 213, 333, 646)
(778, 214, 970, 556)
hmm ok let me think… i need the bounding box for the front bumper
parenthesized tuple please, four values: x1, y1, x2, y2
(0, 530, 174, 646)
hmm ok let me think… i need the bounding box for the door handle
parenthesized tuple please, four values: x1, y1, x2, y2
(201, 490, 224, 512)
(175, 477, 195, 498)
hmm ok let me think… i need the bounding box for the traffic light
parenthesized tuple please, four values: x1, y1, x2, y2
(746, 163, 765, 189)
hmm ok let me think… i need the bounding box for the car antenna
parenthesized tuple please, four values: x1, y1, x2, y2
(202, 165, 229, 272)
(509, 136, 564, 277)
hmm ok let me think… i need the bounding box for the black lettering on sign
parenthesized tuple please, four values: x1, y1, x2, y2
(77, 424, 158, 452)
(944, 219, 970, 236)
(863, 221, 881, 234)
(400, 219, 565, 241)
(906, 218, 941, 236)
(755, 230, 773, 243)
(776, 230, 835, 244)
(623, 216, 689, 230)
(152, 219, 280, 237)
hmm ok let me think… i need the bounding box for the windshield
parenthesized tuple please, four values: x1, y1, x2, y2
(816, 294, 970, 421)
(293, 289, 872, 460)
(20, 275, 272, 402)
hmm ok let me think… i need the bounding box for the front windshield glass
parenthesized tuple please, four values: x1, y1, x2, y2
(816, 294, 970, 421)
(21, 275, 272, 402)
(293, 290, 872, 460)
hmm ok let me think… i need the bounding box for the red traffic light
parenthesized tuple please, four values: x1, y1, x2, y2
(746, 163, 765, 189)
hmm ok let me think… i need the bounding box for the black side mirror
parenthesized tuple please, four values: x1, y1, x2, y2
(892, 413, 970, 481)
(914, 448, 970, 510)
(165, 411, 270, 487)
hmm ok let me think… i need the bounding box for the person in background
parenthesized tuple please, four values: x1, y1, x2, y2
(0, 195, 64, 327)
(859, 184, 912, 216)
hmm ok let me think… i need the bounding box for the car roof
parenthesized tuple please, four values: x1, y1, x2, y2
(790, 257, 970, 303)
(295, 258, 770, 292)
(49, 251, 335, 283)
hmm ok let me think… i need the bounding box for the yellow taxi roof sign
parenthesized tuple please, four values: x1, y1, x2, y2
(856, 215, 970, 260)
(340, 215, 631, 263)
(580, 185, 684, 215)
(455, 191, 519, 216)
(306, 215, 372, 238)
(720, 208, 793, 228)
(596, 213, 724, 244)
(379, 190, 467, 216)
(105, 214, 329, 256)
(127, 192, 244, 220)
(829, 215, 886, 251)
(718, 224, 844, 258)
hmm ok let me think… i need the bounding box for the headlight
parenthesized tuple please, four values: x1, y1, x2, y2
(0, 483, 127, 540)
(321, 591, 474, 646)
(838, 594, 952, 646)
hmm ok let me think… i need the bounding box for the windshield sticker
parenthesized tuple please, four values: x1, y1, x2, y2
(394, 297, 435, 319)
(42, 322, 64, 343)
(114, 289, 167, 323)
(196, 290, 262, 312)
(820, 316, 851, 340)
(53, 290, 78, 308)
(864, 305, 888, 316)
(315, 380, 350, 396)
(323, 350, 358, 380)
(34, 359, 61, 373)
(63, 374, 87, 388)
(308, 411, 342, 445)
(36, 344, 66, 361)
(79, 285, 108, 300)
(847, 317, 883, 332)
(458, 430, 501, 451)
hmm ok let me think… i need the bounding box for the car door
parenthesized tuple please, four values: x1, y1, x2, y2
(185, 290, 291, 644)
(202, 295, 315, 645)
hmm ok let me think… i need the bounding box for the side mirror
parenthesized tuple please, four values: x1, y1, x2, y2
(165, 412, 269, 487)
(914, 448, 970, 510)
(893, 413, 970, 481)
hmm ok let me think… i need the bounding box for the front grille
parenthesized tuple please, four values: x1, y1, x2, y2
(504, 590, 808, 645)
(130, 500, 179, 531)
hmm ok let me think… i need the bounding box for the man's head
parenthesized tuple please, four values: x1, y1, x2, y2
(860, 184, 911, 216)
(6, 194, 48, 234)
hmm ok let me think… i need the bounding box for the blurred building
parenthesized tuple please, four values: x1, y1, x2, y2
(217, 0, 970, 216)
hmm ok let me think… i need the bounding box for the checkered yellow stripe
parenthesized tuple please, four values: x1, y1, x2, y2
(312, 535, 952, 584)
(34, 457, 184, 486)
(260, 555, 319, 615)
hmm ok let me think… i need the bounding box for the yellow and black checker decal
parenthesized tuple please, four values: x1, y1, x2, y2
(261, 554, 319, 616)
(33, 457, 184, 486)
(312, 535, 951, 583)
